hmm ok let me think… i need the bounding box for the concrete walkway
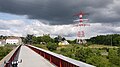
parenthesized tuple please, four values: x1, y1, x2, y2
(18, 45, 55, 67)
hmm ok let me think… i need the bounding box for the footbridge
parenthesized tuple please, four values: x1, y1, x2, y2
(0, 45, 95, 67)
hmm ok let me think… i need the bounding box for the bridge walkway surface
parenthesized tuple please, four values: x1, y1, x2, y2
(18, 45, 55, 67)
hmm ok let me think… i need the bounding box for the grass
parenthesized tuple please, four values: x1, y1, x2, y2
(33, 44, 119, 51)
(33, 44, 48, 50)
(33, 44, 120, 67)
(88, 44, 119, 48)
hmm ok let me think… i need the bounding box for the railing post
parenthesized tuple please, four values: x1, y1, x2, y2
(50, 55, 52, 63)
(44, 53, 45, 58)
(60, 59, 62, 67)
(39, 51, 41, 55)
(40, 51, 41, 55)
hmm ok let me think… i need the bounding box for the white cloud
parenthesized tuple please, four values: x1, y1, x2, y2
(22, 20, 120, 39)
(0, 20, 25, 30)
(0, 20, 25, 25)
(0, 30, 22, 36)
(0, 19, 120, 39)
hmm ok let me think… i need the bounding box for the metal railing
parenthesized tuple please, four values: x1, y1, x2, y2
(27, 45, 95, 67)
(0, 45, 21, 67)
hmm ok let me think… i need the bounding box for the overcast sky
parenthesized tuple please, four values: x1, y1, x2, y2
(0, 0, 120, 39)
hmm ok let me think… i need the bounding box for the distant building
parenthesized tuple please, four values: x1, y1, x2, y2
(58, 40, 69, 46)
(0, 39, 6, 46)
(6, 37, 22, 45)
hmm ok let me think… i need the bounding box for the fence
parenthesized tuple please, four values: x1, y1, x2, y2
(27, 45, 95, 67)
(0, 45, 21, 67)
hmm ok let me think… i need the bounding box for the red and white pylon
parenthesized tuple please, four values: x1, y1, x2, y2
(73, 11, 90, 44)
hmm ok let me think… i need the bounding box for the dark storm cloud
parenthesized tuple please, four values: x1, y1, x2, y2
(0, 0, 116, 25)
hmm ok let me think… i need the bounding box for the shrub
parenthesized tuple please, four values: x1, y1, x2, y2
(86, 56, 110, 67)
(0, 46, 12, 60)
(46, 42, 58, 51)
(108, 48, 120, 66)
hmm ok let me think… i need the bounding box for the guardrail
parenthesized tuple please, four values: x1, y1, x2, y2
(27, 45, 95, 67)
(0, 45, 21, 67)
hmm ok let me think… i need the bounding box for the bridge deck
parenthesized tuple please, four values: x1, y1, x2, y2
(18, 45, 55, 67)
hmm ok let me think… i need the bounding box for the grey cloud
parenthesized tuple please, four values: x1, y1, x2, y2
(0, 0, 115, 25)
(0, 25, 9, 30)
(99, 29, 120, 34)
(62, 33, 76, 37)
(92, 24, 120, 34)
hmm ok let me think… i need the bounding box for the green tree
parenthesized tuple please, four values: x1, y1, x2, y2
(75, 48, 96, 62)
(113, 36, 120, 46)
(46, 42, 58, 51)
(118, 47, 120, 56)
(86, 56, 110, 67)
(32, 36, 38, 44)
(24, 34, 34, 44)
(88, 34, 120, 46)
(0, 46, 13, 60)
(42, 34, 53, 43)
(54, 35, 63, 43)
(67, 39, 76, 44)
(59, 47, 76, 59)
(108, 48, 120, 66)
